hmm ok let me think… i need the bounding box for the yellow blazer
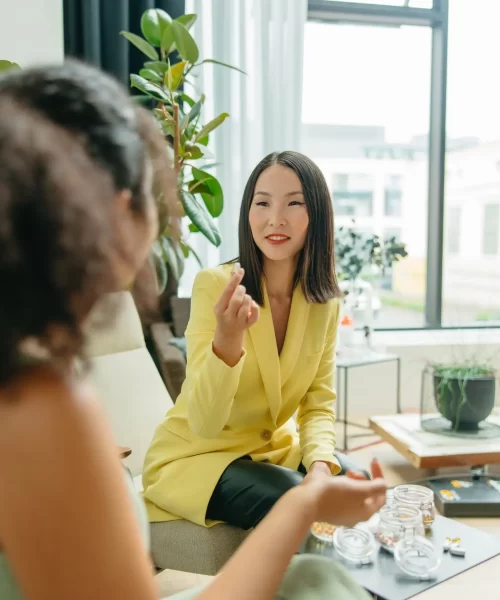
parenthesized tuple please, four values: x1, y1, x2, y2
(142, 264, 341, 526)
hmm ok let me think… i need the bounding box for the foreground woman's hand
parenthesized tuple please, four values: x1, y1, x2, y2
(346, 457, 384, 481)
(197, 459, 387, 600)
(307, 473, 387, 528)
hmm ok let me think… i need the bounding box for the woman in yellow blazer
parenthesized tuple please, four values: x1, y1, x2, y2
(143, 151, 367, 530)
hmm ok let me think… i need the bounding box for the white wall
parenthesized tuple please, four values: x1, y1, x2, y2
(345, 329, 500, 419)
(0, 0, 63, 66)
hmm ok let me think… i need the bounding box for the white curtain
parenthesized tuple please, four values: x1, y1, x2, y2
(179, 0, 308, 296)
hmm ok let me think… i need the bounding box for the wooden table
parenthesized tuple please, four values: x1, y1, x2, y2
(369, 413, 500, 469)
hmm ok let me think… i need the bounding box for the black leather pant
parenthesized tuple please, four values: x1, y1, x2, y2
(206, 453, 369, 530)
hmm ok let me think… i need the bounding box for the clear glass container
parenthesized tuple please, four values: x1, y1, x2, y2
(365, 488, 396, 534)
(310, 522, 336, 544)
(333, 526, 377, 565)
(376, 505, 424, 553)
(394, 536, 442, 580)
(393, 484, 436, 530)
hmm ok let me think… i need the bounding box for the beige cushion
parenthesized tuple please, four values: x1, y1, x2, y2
(89, 347, 171, 476)
(155, 569, 212, 598)
(150, 521, 249, 576)
(85, 292, 247, 574)
(84, 291, 146, 357)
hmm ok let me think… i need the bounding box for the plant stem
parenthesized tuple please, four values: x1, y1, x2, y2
(173, 102, 180, 174)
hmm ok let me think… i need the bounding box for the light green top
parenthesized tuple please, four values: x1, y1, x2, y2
(0, 467, 368, 600)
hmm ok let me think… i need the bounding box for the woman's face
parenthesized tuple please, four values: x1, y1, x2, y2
(249, 164, 309, 263)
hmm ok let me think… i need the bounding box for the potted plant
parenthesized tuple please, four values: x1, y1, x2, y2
(431, 362, 496, 431)
(121, 8, 243, 308)
(334, 221, 408, 322)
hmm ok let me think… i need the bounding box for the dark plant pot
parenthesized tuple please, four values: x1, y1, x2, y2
(433, 374, 496, 431)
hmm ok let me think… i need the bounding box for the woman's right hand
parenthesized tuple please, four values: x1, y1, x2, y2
(212, 266, 260, 367)
(214, 266, 260, 337)
(307, 459, 387, 528)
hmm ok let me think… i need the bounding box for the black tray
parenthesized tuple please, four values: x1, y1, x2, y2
(302, 514, 500, 600)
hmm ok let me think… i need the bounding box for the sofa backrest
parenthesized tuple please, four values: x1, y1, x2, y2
(83, 292, 173, 476)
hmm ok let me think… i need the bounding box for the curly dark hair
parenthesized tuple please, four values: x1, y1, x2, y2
(0, 61, 177, 384)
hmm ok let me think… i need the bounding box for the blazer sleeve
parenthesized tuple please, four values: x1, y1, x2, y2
(296, 300, 342, 475)
(183, 269, 246, 438)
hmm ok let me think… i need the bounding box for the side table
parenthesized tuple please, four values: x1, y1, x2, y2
(336, 350, 401, 451)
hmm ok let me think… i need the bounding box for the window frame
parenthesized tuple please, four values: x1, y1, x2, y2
(307, 0, 459, 330)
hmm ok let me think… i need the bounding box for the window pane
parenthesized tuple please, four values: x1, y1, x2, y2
(321, 0, 433, 7)
(482, 204, 500, 256)
(446, 206, 461, 255)
(302, 21, 431, 328)
(442, 0, 500, 326)
(333, 173, 374, 217)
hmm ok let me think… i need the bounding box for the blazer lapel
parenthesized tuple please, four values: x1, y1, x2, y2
(249, 284, 282, 425)
(280, 285, 310, 388)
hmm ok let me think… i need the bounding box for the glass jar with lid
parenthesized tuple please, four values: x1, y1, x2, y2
(376, 505, 424, 552)
(395, 536, 442, 579)
(333, 526, 377, 565)
(393, 484, 435, 530)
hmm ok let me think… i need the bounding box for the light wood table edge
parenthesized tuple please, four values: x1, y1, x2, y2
(369, 418, 422, 468)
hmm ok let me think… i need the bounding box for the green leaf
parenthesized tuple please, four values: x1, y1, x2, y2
(151, 243, 168, 293)
(144, 61, 170, 74)
(183, 193, 221, 246)
(189, 223, 200, 233)
(180, 93, 196, 107)
(161, 22, 174, 51)
(192, 167, 224, 217)
(195, 113, 229, 142)
(141, 9, 160, 46)
(132, 95, 153, 105)
(186, 180, 211, 195)
(130, 74, 169, 101)
(139, 68, 163, 83)
(160, 237, 183, 281)
(199, 58, 246, 75)
(197, 134, 209, 146)
(171, 21, 199, 64)
(120, 31, 159, 60)
(176, 14, 197, 30)
(165, 60, 187, 91)
(188, 94, 205, 123)
(181, 241, 203, 268)
(161, 120, 176, 137)
(0, 60, 21, 72)
(184, 144, 204, 160)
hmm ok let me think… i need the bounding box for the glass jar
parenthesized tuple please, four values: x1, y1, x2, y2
(310, 522, 336, 544)
(365, 488, 396, 534)
(376, 505, 424, 553)
(333, 526, 377, 565)
(394, 537, 442, 580)
(393, 485, 436, 530)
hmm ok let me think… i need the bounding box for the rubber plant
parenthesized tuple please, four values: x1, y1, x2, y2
(121, 9, 243, 292)
(0, 60, 20, 72)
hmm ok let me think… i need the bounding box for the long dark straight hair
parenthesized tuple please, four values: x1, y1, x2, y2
(234, 151, 342, 306)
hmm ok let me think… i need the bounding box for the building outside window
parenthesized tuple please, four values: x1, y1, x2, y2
(332, 173, 374, 217)
(482, 204, 500, 256)
(384, 175, 403, 217)
(446, 206, 461, 255)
